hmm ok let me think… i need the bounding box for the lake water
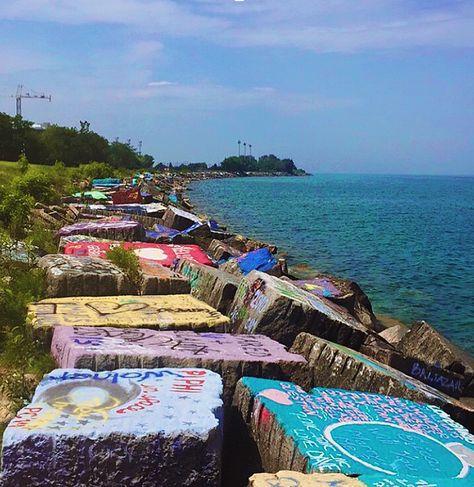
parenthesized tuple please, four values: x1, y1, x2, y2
(190, 174, 474, 353)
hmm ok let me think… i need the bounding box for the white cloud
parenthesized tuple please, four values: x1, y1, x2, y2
(2, 0, 474, 52)
(147, 80, 176, 87)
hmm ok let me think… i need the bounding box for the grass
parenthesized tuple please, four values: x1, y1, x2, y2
(0, 160, 57, 186)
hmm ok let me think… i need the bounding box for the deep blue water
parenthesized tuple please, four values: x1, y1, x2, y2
(190, 174, 474, 353)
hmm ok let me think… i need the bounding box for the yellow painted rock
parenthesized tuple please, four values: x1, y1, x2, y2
(248, 471, 367, 486)
(28, 295, 229, 341)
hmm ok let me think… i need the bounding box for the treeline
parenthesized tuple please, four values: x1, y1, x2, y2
(220, 154, 304, 174)
(0, 113, 154, 169)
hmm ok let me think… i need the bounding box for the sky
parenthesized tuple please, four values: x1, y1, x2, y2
(1, 0, 474, 175)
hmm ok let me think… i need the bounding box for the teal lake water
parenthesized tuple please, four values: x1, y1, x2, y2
(190, 174, 474, 353)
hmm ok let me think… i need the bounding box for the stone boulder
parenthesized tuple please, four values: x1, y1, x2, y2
(177, 259, 241, 315)
(208, 239, 242, 261)
(162, 206, 201, 231)
(58, 219, 145, 241)
(229, 271, 369, 348)
(38, 254, 135, 297)
(1, 368, 223, 486)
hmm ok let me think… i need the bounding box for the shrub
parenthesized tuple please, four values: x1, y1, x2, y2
(0, 187, 33, 239)
(78, 161, 115, 180)
(17, 153, 29, 175)
(106, 245, 142, 293)
(13, 172, 60, 205)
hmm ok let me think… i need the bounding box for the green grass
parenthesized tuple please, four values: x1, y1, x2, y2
(0, 160, 57, 186)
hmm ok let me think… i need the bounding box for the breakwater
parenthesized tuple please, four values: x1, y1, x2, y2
(189, 174, 474, 353)
(1, 171, 474, 486)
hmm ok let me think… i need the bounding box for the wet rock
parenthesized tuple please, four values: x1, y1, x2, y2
(38, 254, 135, 297)
(229, 271, 369, 348)
(1, 368, 223, 487)
(398, 320, 474, 396)
(290, 333, 473, 429)
(248, 471, 367, 486)
(51, 326, 305, 405)
(177, 260, 241, 315)
(234, 377, 474, 480)
(28, 295, 230, 344)
(162, 206, 201, 231)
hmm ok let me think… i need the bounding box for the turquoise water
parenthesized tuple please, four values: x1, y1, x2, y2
(190, 174, 474, 353)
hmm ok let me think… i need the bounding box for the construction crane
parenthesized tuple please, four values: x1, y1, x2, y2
(13, 84, 51, 117)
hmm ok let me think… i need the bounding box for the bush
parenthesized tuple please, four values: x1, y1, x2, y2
(0, 187, 33, 239)
(17, 153, 29, 175)
(78, 161, 116, 180)
(13, 171, 61, 205)
(106, 245, 142, 293)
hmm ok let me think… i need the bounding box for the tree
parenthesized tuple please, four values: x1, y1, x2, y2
(107, 141, 140, 169)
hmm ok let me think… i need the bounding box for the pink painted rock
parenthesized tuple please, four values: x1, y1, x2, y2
(51, 326, 305, 404)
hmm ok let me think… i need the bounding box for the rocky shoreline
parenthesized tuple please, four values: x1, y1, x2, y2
(1, 169, 474, 486)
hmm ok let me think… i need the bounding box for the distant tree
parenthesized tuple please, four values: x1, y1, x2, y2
(107, 141, 140, 169)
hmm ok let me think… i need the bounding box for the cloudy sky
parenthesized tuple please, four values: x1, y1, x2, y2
(1, 0, 473, 174)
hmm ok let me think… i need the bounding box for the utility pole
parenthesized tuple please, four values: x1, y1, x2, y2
(243, 142, 247, 156)
(238, 140, 241, 156)
(13, 84, 51, 117)
(249, 144, 252, 157)
(138, 140, 143, 155)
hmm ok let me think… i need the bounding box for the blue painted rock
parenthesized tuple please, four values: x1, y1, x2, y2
(229, 271, 369, 347)
(359, 474, 474, 486)
(1, 368, 223, 487)
(51, 326, 305, 405)
(290, 333, 473, 430)
(234, 377, 474, 483)
(177, 259, 241, 315)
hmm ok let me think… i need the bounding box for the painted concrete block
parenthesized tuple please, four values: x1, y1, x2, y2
(235, 377, 474, 483)
(290, 333, 473, 430)
(28, 295, 230, 342)
(140, 261, 191, 295)
(177, 259, 241, 315)
(208, 239, 242, 261)
(229, 271, 369, 347)
(248, 471, 366, 486)
(58, 219, 145, 241)
(38, 254, 135, 297)
(398, 320, 474, 395)
(51, 326, 305, 404)
(359, 474, 474, 486)
(162, 206, 201, 231)
(1, 368, 223, 486)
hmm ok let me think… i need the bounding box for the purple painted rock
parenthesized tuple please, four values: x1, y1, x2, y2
(1, 368, 223, 487)
(229, 271, 369, 348)
(398, 321, 474, 396)
(51, 326, 305, 405)
(38, 254, 135, 297)
(290, 333, 473, 429)
(234, 378, 474, 482)
(58, 219, 145, 241)
(177, 259, 241, 315)
(162, 206, 201, 231)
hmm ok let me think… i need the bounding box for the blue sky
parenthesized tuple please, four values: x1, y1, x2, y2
(1, 0, 473, 175)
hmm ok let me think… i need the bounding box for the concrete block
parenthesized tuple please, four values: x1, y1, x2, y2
(28, 295, 230, 343)
(290, 333, 473, 429)
(248, 471, 366, 486)
(177, 259, 241, 314)
(38, 254, 134, 297)
(235, 377, 474, 482)
(162, 206, 201, 231)
(58, 219, 145, 241)
(229, 271, 369, 347)
(51, 326, 306, 405)
(398, 320, 474, 395)
(208, 239, 242, 261)
(1, 368, 223, 486)
(140, 261, 191, 295)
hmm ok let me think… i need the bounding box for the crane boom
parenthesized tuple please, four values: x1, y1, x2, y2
(14, 84, 52, 117)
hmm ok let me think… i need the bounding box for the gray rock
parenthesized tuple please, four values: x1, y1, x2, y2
(208, 239, 242, 261)
(162, 207, 201, 231)
(177, 259, 241, 315)
(378, 324, 408, 345)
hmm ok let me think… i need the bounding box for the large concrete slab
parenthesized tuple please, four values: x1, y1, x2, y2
(140, 261, 191, 295)
(1, 368, 223, 486)
(229, 271, 369, 347)
(177, 259, 241, 315)
(28, 295, 230, 342)
(58, 219, 145, 241)
(38, 254, 135, 297)
(235, 378, 474, 483)
(398, 320, 474, 396)
(290, 333, 473, 430)
(162, 206, 201, 231)
(248, 471, 366, 486)
(51, 326, 305, 405)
